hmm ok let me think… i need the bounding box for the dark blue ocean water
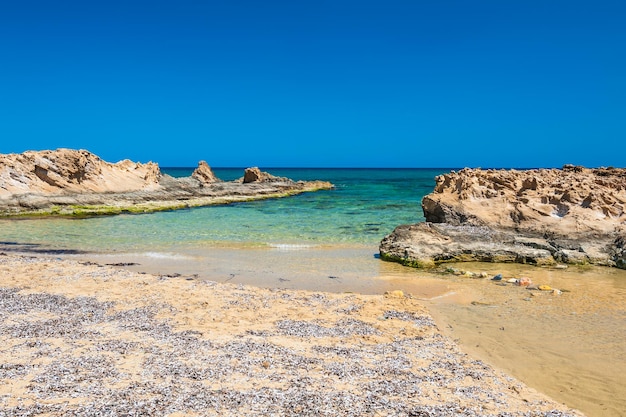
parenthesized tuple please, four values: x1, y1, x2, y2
(0, 168, 449, 253)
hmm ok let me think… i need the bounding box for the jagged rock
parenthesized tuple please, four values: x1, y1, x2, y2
(191, 161, 219, 185)
(422, 166, 625, 237)
(243, 167, 263, 183)
(380, 166, 626, 269)
(242, 167, 289, 183)
(0, 149, 334, 216)
(0, 148, 160, 195)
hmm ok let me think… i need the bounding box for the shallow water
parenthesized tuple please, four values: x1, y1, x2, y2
(420, 262, 626, 417)
(0, 168, 444, 250)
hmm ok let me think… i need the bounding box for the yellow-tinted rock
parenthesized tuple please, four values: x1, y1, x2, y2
(384, 290, 405, 298)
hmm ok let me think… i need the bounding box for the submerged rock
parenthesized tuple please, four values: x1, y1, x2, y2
(380, 166, 626, 269)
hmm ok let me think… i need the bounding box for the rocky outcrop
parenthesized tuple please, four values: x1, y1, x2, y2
(0, 149, 334, 216)
(242, 167, 289, 183)
(0, 149, 160, 196)
(191, 161, 218, 185)
(380, 166, 626, 269)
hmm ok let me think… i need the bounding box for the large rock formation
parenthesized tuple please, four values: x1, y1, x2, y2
(0, 149, 161, 195)
(380, 166, 626, 269)
(191, 161, 218, 185)
(0, 149, 333, 216)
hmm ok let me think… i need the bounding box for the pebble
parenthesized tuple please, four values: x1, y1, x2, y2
(384, 289, 405, 298)
(538, 285, 553, 291)
(517, 277, 532, 287)
(491, 274, 503, 281)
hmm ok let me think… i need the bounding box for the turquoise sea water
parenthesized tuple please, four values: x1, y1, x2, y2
(0, 168, 448, 254)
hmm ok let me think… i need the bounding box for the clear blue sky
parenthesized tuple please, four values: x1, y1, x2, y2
(1, 1, 624, 168)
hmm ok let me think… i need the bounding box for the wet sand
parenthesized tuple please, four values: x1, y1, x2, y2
(417, 262, 626, 417)
(0, 253, 584, 416)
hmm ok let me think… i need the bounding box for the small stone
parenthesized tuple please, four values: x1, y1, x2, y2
(507, 278, 518, 284)
(555, 264, 568, 269)
(538, 285, 552, 291)
(552, 289, 562, 295)
(384, 290, 404, 298)
(517, 277, 532, 287)
(479, 272, 489, 278)
(526, 284, 539, 290)
(491, 274, 503, 281)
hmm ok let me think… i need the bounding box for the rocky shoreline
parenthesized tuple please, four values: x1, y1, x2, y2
(0, 149, 333, 217)
(380, 166, 626, 269)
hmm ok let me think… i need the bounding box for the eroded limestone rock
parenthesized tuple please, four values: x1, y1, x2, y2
(0, 149, 333, 216)
(380, 166, 626, 269)
(191, 161, 219, 185)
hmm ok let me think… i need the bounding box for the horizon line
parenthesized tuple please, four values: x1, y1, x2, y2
(159, 165, 579, 170)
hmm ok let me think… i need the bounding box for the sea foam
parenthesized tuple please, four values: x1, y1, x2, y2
(269, 243, 316, 251)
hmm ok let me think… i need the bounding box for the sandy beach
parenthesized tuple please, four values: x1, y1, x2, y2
(0, 253, 585, 416)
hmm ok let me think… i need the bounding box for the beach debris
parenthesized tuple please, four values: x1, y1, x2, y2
(491, 273, 503, 281)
